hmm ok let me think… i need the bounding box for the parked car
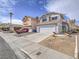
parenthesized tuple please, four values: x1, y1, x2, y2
(14, 27, 29, 34)
(2, 27, 10, 31)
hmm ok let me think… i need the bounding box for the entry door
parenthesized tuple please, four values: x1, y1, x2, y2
(62, 26, 66, 32)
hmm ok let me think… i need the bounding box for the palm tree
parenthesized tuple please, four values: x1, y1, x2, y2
(9, 12, 13, 32)
(9, 12, 13, 25)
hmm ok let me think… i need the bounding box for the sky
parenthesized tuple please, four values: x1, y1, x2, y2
(0, 0, 79, 25)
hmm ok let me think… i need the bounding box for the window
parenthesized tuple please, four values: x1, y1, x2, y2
(52, 16, 58, 20)
(42, 19, 47, 22)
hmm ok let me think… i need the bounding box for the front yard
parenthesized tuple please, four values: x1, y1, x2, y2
(39, 35, 75, 57)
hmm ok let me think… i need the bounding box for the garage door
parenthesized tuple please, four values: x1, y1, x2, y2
(39, 25, 58, 33)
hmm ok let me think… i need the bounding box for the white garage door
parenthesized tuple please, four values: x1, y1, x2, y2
(39, 25, 58, 33)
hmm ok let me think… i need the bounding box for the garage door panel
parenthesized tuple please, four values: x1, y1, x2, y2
(40, 26, 56, 33)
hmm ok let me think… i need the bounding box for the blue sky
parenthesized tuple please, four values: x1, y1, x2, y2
(0, 0, 79, 25)
(0, 0, 48, 24)
(13, 0, 48, 19)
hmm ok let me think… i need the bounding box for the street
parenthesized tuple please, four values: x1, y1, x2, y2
(0, 36, 18, 59)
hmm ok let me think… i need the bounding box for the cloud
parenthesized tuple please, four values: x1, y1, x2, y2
(12, 19, 23, 25)
(45, 0, 79, 20)
(0, 0, 17, 7)
(0, 17, 23, 25)
(0, 0, 17, 13)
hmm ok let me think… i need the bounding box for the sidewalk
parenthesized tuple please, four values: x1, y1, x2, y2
(0, 32, 74, 59)
(0, 36, 18, 59)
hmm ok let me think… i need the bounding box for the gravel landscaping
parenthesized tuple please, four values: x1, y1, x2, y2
(39, 35, 75, 57)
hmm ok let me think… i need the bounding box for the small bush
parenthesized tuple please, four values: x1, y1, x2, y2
(76, 29, 79, 31)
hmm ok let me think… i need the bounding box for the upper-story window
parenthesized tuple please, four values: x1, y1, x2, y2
(42, 18, 47, 22)
(52, 16, 58, 20)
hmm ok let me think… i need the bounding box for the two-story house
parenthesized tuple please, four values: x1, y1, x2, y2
(36, 12, 69, 33)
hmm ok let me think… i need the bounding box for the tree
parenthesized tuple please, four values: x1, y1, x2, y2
(35, 16, 39, 20)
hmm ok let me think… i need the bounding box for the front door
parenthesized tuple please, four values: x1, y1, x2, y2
(62, 26, 66, 33)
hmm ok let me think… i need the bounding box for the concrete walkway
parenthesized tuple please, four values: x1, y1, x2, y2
(0, 32, 74, 59)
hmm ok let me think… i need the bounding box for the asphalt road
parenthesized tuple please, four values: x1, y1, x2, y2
(0, 36, 18, 59)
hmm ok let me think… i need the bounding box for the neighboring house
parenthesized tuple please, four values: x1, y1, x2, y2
(22, 12, 70, 33)
(22, 16, 39, 32)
